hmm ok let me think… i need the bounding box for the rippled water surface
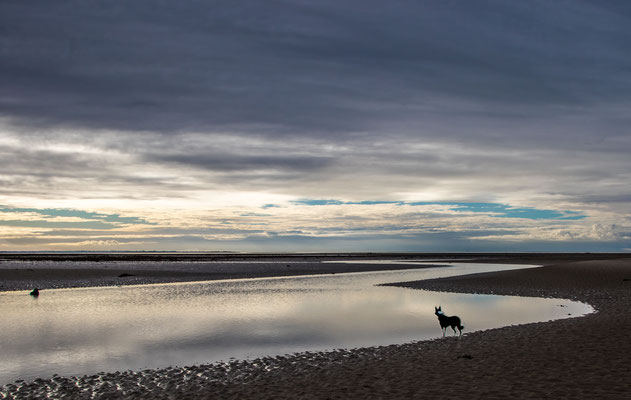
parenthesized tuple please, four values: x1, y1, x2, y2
(0, 263, 592, 384)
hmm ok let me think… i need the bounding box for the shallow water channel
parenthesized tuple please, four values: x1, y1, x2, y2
(0, 262, 592, 384)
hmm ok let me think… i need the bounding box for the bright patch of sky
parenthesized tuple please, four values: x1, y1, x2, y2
(0, 199, 624, 252)
(289, 200, 586, 220)
(0, 206, 151, 225)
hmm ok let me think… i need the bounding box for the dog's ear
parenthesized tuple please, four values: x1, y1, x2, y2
(438, 306, 441, 311)
(435, 306, 438, 311)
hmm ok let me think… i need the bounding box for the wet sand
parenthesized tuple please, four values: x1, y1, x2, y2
(0, 252, 623, 292)
(0, 255, 448, 292)
(1, 254, 630, 399)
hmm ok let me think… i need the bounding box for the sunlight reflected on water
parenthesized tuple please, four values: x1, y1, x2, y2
(0, 263, 592, 384)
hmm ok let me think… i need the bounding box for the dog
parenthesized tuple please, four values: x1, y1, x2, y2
(434, 306, 464, 337)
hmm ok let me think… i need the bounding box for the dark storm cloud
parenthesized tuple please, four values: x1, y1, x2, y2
(0, 142, 199, 199)
(577, 194, 631, 204)
(148, 152, 332, 172)
(2, 0, 630, 140)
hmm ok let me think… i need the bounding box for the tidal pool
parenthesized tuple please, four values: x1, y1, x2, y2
(0, 262, 592, 384)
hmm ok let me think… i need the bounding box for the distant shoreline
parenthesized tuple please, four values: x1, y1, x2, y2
(1, 253, 627, 293)
(1, 251, 626, 261)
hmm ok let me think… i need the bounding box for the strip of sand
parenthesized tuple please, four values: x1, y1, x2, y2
(1, 254, 630, 399)
(1, 252, 625, 292)
(0, 259, 446, 292)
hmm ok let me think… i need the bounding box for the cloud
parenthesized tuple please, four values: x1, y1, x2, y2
(148, 152, 332, 173)
(57, 240, 124, 247)
(1, 2, 630, 251)
(0, 200, 627, 251)
(588, 224, 628, 241)
(0, 205, 150, 224)
(470, 223, 631, 243)
(290, 200, 586, 220)
(0, 205, 152, 231)
(2, 0, 630, 145)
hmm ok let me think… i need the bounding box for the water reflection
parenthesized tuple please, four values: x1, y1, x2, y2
(0, 263, 592, 384)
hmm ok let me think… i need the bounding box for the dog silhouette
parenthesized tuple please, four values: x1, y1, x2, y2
(435, 306, 463, 337)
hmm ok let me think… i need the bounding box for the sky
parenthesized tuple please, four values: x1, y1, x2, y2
(1, 0, 630, 252)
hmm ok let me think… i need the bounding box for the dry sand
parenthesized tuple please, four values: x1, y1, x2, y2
(1, 254, 630, 399)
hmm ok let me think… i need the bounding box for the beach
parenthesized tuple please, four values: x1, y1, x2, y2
(0, 252, 621, 292)
(0, 253, 462, 292)
(1, 254, 630, 399)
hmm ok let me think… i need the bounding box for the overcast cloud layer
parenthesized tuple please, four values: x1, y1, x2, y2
(1, 0, 630, 251)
